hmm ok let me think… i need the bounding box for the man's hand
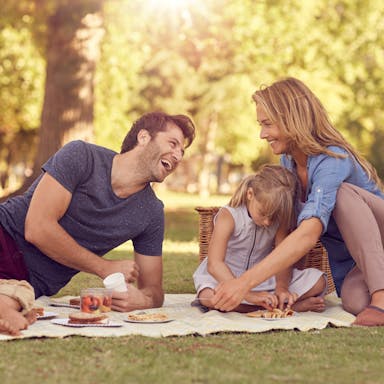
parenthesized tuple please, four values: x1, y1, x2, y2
(110, 284, 159, 312)
(101, 259, 139, 283)
(107, 252, 164, 312)
(210, 278, 249, 312)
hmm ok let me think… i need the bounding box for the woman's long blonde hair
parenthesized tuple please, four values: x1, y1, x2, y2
(252, 77, 383, 190)
(229, 164, 300, 231)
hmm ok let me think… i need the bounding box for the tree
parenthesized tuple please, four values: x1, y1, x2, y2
(2, 0, 383, 199)
(1, 0, 104, 200)
(0, 1, 44, 193)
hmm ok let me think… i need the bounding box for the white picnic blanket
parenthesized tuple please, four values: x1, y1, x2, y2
(0, 293, 355, 341)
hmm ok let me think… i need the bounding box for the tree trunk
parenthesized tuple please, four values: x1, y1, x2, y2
(1, 0, 104, 201)
(198, 112, 218, 198)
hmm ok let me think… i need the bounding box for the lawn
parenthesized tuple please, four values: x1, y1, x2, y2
(1, 190, 383, 384)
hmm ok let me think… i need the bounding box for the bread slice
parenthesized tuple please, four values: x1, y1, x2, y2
(32, 307, 44, 316)
(246, 308, 294, 319)
(127, 313, 169, 322)
(68, 311, 108, 324)
(69, 298, 81, 306)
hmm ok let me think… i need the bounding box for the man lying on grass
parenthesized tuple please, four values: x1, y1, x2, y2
(0, 112, 195, 335)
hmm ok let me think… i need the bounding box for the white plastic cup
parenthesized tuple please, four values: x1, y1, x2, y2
(103, 272, 128, 292)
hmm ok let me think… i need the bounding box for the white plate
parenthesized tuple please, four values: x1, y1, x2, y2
(49, 300, 80, 309)
(124, 318, 174, 324)
(51, 318, 123, 328)
(37, 311, 58, 320)
(259, 312, 296, 321)
(260, 317, 293, 321)
(247, 311, 296, 320)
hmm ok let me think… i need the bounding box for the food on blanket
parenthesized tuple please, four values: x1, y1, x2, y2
(80, 288, 112, 314)
(246, 308, 294, 319)
(126, 312, 169, 322)
(68, 311, 108, 324)
(69, 298, 81, 306)
(32, 307, 44, 316)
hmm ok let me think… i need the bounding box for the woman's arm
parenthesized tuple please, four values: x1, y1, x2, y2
(211, 217, 323, 311)
(206, 208, 236, 282)
(273, 225, 296, 308)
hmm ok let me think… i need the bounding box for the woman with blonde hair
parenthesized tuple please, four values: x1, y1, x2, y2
(193, 164, 326, 313)
(211, 77, 384, 326)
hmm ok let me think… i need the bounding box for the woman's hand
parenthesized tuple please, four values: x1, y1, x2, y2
(210, 278, 250, 312)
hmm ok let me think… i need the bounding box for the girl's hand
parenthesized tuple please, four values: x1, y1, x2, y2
(275, 287, 298, 310)
(245, 291, 278, 311)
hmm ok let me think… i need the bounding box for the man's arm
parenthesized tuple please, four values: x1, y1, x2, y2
(110, 252, 164, 312)
(24, 173, 138, 281)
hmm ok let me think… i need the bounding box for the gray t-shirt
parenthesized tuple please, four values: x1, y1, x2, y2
(0, 140, 164, 297)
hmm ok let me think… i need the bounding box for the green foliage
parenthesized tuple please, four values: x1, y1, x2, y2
(94, 0, 384, 179)
(0, 6, 44, 190)
(2, 0, 384, 190)
(0, 19, 44, 134)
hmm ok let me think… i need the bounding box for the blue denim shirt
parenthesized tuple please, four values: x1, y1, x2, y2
(281, 145, 384, 294)
(280, 145, 384, 234)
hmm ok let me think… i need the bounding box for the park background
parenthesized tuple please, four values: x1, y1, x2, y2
(1, 0, 383, 200)
(1, 1, 384, 383)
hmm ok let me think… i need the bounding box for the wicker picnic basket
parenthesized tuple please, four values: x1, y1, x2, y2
(195, 206, 335, 294)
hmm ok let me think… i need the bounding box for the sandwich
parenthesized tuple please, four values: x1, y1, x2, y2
(127, 312, 169, 322)
(69, 297, 81, 306)
(246, 308, 294, 319)
(68, 311, 108, 324)
(32, 307, 45, 317)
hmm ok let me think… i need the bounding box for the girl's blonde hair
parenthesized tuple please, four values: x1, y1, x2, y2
(229, 164, 300, 230)
(252, 77, 383, 190)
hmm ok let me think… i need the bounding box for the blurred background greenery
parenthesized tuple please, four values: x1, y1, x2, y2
(1, 0, 383, 199)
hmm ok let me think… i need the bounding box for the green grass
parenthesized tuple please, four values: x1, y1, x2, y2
(1, 191, 384, 384)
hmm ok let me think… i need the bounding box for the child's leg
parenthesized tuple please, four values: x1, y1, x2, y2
(291, 275, 327, 313)
(197, 288, 215, 309)
(0, 279, 36, 335)
(287, 268, 327, 312)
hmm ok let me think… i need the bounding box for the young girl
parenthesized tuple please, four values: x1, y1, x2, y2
(193, 164, 326, 312)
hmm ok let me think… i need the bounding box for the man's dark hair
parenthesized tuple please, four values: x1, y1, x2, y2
(120, 111, 196, 153)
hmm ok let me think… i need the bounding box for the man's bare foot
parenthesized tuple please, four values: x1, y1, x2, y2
(0, 319, 21, 336)
(25, 310, 37, 325)
(0, 295, 29, 334)
(292, 297, 325, 312)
